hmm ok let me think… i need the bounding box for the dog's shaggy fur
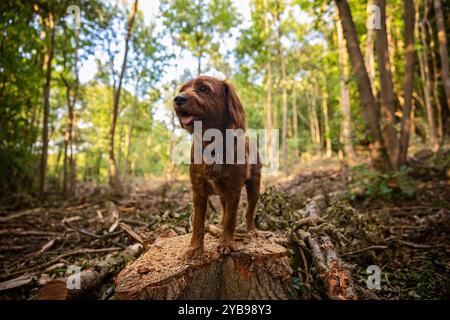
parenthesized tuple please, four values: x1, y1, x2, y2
(173, 76, 262, 260)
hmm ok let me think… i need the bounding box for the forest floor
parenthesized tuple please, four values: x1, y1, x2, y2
(0, 150, 449, 300)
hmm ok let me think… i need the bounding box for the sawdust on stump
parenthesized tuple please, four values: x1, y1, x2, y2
(115, 232, 294, 300)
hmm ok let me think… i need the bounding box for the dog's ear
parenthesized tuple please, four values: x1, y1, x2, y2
(224, 81, 246, 130)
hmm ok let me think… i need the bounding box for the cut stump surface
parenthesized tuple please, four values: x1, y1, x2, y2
(115, 232, 294, 300)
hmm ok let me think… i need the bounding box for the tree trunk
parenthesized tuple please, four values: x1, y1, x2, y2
(109, 0, 139, 194)
(433, 0, 450, 112)
(60, 28, 79, 195)
(427, 20, 443, 142)
(276, 4, 288, 173)
(114, 233, 294, 300)
(70, 110, 77, 193)
(309, 86, 321, 154)
(62, 80, 73, 196)
(314, 96, 321, 150)
(124, 112, 136, 181)
(322, 89, 332, 158)
(39, 10, 56, 197)
(197, 51, 202, 76)
(418, 0, 438, 149)
(365, 0, 377, 96)
(398, 0, 415, 167)
(334, 0, 384, 167)
(292, 85, 298, 150)
(117, 113, 124, 173)
(375, 0, 399, 170)
(336, 17, 355, 160)
(263, 0, 273, 154)
(386, 14, 396, 76)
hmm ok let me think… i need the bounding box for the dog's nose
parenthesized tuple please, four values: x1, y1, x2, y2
(174, 95, 187, 106)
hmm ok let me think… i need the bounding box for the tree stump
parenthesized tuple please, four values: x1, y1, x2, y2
(115, 233, 294, 300)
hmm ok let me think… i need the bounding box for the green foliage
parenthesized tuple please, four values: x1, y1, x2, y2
(160, 0, 240, 74)
(348, 164, 416, 200)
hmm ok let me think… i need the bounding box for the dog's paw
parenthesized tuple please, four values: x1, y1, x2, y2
(217, 241, 235, 255)
(183, 246, 204, 261)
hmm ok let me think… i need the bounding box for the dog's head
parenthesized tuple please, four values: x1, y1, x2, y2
(173, 76, 246, 133)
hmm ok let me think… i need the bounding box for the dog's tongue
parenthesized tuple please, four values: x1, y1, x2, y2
(181, 115, 194, 125)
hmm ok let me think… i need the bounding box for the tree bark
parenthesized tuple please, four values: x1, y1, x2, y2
(263, 0, 273, 155)
(427, 19, 443, 142)
(109, 0, 138, 194)
(276, 3, 288, 173)
(61, 28, 79, 196)
(70, 110, 77, 192)
(386, 14, 396, 76)
(334, 0, 384, 167)
(398, 0, 415, 167)
(322, 89, 332, 158)
(336, 17, 355, 160)
(292, 84, 298, 150)
(365, 0, 377, 96)
(302, 200, 357, 300)
(375, 0, 399, 170)
(36, 244, 143, 300)
(39, 10, 56, 197)
(433, 0, 450, 112)
(115, 233, 294, 300)
(124, 105, 136, 181)
(418, 0, 438, 149)
(61, 77, 74, 196)
(309, 88, 321, 153)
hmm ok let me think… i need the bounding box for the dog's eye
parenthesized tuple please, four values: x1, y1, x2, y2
(198, 85, 208, 93)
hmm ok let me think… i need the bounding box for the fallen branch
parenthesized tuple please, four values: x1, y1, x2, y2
(63, 221, 121, 240)
(119, 222, 148, 247)
(340, 245, 388, 257)
(205, 224, 250, 239)
(3, 247, 122, 280)
(0, 274, 33, 291)
(397, 240, 447, 249)
(0, 208, 42, 222)
(36, 244, 143, 300)
(0, 230, 60, 237)
(303, 200, 357, 300)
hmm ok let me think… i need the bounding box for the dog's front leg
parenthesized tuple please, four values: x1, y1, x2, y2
(218, 191, 240, 255)
(184, 191, 207, 260)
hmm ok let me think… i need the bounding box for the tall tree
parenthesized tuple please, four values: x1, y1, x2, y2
(108, 0, 139, 194)
(426, 18, 443, 141)
(322, 87, 332, 158)
(433, 0, 450, 112)
(275, 1, 288, 172)
(375, 0, 399, 169)
(365, 0, 377, 96)
(263, 0, 273, 151)
(292, 84, 298, 150)
(60, 26, 80, 196)
(418, 0, 438, 149)
(334, 0, 384, 167)
(39, 6, 56, 197)
(398, 0, 415, 166)
(336, 17, 355, 160)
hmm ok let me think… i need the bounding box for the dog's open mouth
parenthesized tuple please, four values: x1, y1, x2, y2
(179, 113, 198, 126)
